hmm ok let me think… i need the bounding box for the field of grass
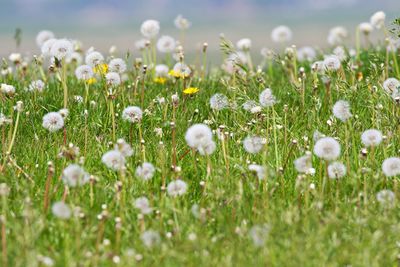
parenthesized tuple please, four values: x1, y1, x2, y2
(1, 14, 400, 267)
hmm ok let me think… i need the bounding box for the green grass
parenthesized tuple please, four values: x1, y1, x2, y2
(0, 39, 400, 267)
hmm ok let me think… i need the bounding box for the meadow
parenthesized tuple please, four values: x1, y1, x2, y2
(1, 12, 400, 267)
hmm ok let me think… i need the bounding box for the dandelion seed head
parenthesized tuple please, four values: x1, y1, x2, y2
(382, 157, 400, 177)
(75, 65, 94, 80)
(141, 20, 160, 38)
(383, 78, 400, 94)
(297, 46, 316, 61)
(243, 136, 266, 154)
(294, 153, 313, 173)
(327, 161, 346, 179)
(248, 164, 266, 180)
(327, 26, 348, 46)
(122, 106, 143, 123)
(62, 164, 90, 187)
(141, 230, 160, 248)
(376, 189, 395, 206)
(42, 112, 64, 132)
(52, 201, 71, 219)
(210, 93, 229, 111)
(85, 51, 104, 67)
(370, 11, 386, 29)
(101, 150, 125, 171)
(259, 88, 276, 107)
(108, 58, 127, 74)
(135, 162, 156, 181)
(174, 14, 191, 30)
(249, 224, 270, 247)
(105, 72, 121, 86)
(323, 55, 341, 71)
(41, 38, 57, 57)
(135, 196, 152, 214)
(332, 100, 352, 122)
(50, 39, 73, 60)
(36, 30, 55, 48)
(167, 179, 188, 197)
(157, 35, 176, 53)
(185, 124, 213, 150)
(271, 25, 292, 43)
(313, 137, 341, 161)
(361, 129, 383, 147)
(236, 38, 252, 51)
(1, 83, 15, 95)
(359, 22, 373, 34)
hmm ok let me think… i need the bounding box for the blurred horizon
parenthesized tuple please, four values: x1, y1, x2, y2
(1, 0, 399, 60)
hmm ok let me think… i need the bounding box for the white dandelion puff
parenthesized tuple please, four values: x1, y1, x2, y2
(382, 157, 400, 177)
(41, 38, 57, 57)
(36, 30, 55, 48)
(248, 164, 266, 180)
(271, 25, 292, 43)
(167, 179, 188, 197)
(50, 39, 73, 60)
(135, 162, 156, 181)
(294, 152, 313, 173)
(42, 112, 64, 132)
(141, 20, 160, 38)
(313, 137, 341, 161)
(370, 11, 386, 29)
(52, 201, 71, 219)
(243, 136, 266, 154)
(135, 197, 152, 215)
(85, 51, 104, 67)
(259, 88, 276, 107)
(155, 64, 169, 77)
(249, 224, 270, 247)
(108, 58, 127, 74)
(185, 124, 213, 150)
(75, 65, 93, 80)
(105, 72, 121, 86)
(323, 55, 341, 71)
(141, 230, 160, 248)
(210, 93, 229, 111)
(358, 22, 373, 35)
(332, 100, 352, 122)
(327, 162, 346, 179)
(157, 36, 176, 53)
(115, 138, 133, 158)
(101, 150, 125, 171)
(122, 106, 143, 123)
(62, 164, 90, 187)
(376, 189, 395, 206)
(327, 26, 347, 46)
(174, 14, 191, 30)
(361, 129, 383, 147)
(237, 38, 252, 51)
(297, 46, 316, 62)
(1, 84, 15, 95)
(197, 140, 216, 156)
(382, 78, 400, 94)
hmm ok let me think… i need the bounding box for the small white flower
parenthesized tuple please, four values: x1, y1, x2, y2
(174, 14, 191, 30)
(52, 201, 71, 219)
(271, 25, 292, 43)
(242, 100, 258, 112)
(50, 39, 73, 60)
(167, 179, 188, 197)
(382, 157, 400, 177)
(122, 106, 143, 123)
(62, 164, 90, 187)
(370, 11, 386, 29)
(108, 58, 127, 73)
(327, 26, 347, 46)
(333, 46, 347, 61)
(135, 162, 156, 181)
(85, 51, 104, 67)
(327, 162, 346, 179)
(210, 93, 229, 111)
(141, 230, 160, 248)
(197, 140, 216, 156)
(157, 36, 176, 53)
(173, 62, 191, 77)
(66, 52, 83, 64)
(135, 39, 149, 51)
(42, 112, 64, 132)
(36, 30, 55, 48)
(141, 20, 160, 38)
(135, 197, 152, 214)
(332, 100, 352, 122)
(75, 65, 93, 80)
(313, 137, 341, 161)
(9, 53, 21, 63)
(259, 88, 276, 107)
(361, 129, 383, 147)
(237, 38, 252, 51)
(101, 150, 125, 171)
(243, 136, 266, 154)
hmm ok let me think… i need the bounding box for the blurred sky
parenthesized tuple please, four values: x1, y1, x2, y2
(1, 0, 400, 58)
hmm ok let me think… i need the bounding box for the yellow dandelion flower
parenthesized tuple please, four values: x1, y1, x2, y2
(168, 70, 189, 79)
(154, 77, 167, 84)
(183, 87, 199, 95)
(86, 77, 97, 85)
(94, 64, 108, 75)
